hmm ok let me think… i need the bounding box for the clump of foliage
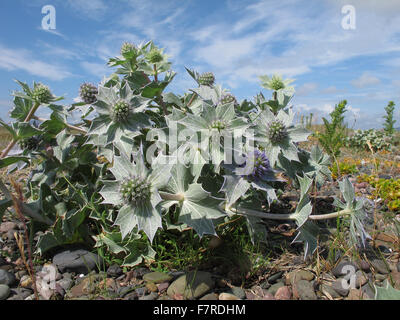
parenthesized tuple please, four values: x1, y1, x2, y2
(330, 160, 358, 180)
(383, 101, 396, 135)
(317, 100, 348, 159)
(358, 174, 400, 212)
(0, 40, 372, 266)
(346, 129, 393, 152)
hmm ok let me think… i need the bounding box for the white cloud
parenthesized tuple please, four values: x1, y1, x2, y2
(0, 44, 72, 81)
(189, 0, 400, 88)
(296, 83, 318, 96)
(66, 0, 107, 19)
(351, 72, 381, 88)
(80, 61, 109, 77)
(321, 86, 340, 94)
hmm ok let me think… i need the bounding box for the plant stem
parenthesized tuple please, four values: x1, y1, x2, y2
(159, 192, 185, 202)
(33, 116, 87, 134)
(226, 206, 353, 221)
(153, 64, 158, 83)
(1, 101, 40, 158)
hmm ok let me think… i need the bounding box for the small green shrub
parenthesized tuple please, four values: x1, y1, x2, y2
(346, 129, 392, 151)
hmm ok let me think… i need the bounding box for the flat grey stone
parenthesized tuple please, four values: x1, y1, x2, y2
(332, 261, 359, 278)
(230, 286, 246, 299)
(294, 280, 317, 300)
(167, 271, 214, 299)
(0, 284, 10, 300)
(53, 249, 103, 274)
(320, 284, 341, 299)
(331, 279, 349, 297)
(370, 259, 390, 274)
(143, 271, 173, 284)
(0, 269, 16, 286)
(268, 282, 285, 296)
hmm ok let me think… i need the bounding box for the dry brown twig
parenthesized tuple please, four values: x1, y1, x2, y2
(10, 178, 39, 300)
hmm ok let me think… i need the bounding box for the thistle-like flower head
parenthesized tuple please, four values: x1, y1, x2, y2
(19, 136, 39, 151)
(241, 150, 272, 181)
(32, 83, 52, 104)
(120, 177, 152, 205)
(259, 74, 294, 92)
(147, 48, 164, 64)
(120, 42, 136, 56)
(220, 93, 237, 105)
(267, 120, 288, 144)
(111, 100, 130, 122)
(79, 83, 98, 104)
(198, 72, 215, 86)
(210, 119, 227, 131)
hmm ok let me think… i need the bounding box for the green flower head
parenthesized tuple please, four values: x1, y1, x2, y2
(32, 83, 53, 104)
(198, 72, 215, 86)
(111, 100, 130, 123)
(146, 48, 164, 64)
(120, 42, 136, 56)
(267, 120, 288, 144)
(259, 74, 294, 92)
(79, 83, 98, 104)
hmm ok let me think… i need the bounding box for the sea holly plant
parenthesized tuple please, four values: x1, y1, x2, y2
(253, 107, 310, 166)
(0, 40, 373, 265)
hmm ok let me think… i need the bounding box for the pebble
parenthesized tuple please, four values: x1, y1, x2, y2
(293, 280, 317, 300)
(274, 286, 291, 300)
(57, 278, 74, 291)
(355, 270, 369, 288)
(53, 249, 103, 275)
(361, 282, 375, 299)
(286, 270, 315, 285)
(331, 279, 349, 296)
(0, 222, 17, 233)
(167, 271, 214, 300)
(0, 269, 16, 286)
(268, 282, 285, 296)
(370, 259, 390, 274)
(107, 264, 123, 278)
(219, 292, 240, 300)
(267, 271, 284, 284)
(143, 271, 173, 284)
(200, 293, 218, 300)
(230, 286, 246, 299)
(135, 287, 148, 297)
(139, 292, 158, 300)
(320, 284, 341, 299)
(124, 291, 138, 300)
(357, 260, 370, 272)
(332, 261, 359, 278)
(390, 271, 400, 289)
(20, 275, 33, 288)
(132, 268, 151, 279)
(0, 284, 10, 300)
(146, 282, 158, 292)
(9, 288, 33, 300)
(157, 282, 169, 293)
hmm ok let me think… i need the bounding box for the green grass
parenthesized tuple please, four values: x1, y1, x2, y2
(149, 216, 271, 285)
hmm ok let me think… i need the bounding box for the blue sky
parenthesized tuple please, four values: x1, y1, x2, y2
(1, 0, 400, 129)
